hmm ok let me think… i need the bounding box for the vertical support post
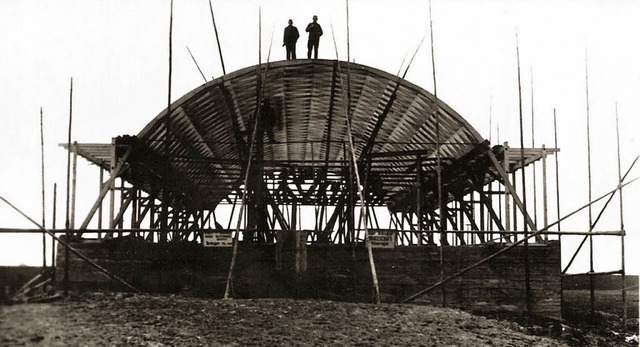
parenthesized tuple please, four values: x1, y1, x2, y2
(552, 110, 562, 237)
(614, 103, 627, 329)
(553, 109, 565, 317)
(344, 0, 380, 303)
(503, 142, 511, 236)
(51, 183, 57, 281)
(427, 0, 446, 304)
(293, 198, 300, 273)
(224, 6, 270, 297)
(109, 138, 116, 230)
(511, 170, 520, 240)
(148, 193, 155, 237)
(511, 171, 518, 238)
(70, 142, 78, 229)
(553, 110, 561, 234)
(63, 77, 73, 297)
(98, 168, 104, 238)
(516, 36, 532, 313)
(40, 107, 46, 269)
(276, 217, 283, 271)
(131, 187, 138, 236)
(496, 174, 502, 239)
(530, 70, 538, 231)
(118, 178, 125, 236)
(486, 187, 492, 241)
(161, 0, 174, 244)
(542, 145, 549, 237)
(416, 155, 423, 245)
(479, 190, 486, 241)
(585, 52, 595, 323)
(345, 142, 355, 243)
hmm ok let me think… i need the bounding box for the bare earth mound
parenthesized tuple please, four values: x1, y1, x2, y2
(0, 293, 582, 346)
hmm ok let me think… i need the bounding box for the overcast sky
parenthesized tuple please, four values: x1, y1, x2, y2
(1, 0, 639, 275)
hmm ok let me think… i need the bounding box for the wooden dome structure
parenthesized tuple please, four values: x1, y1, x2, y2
(67, 58, 555, 245)
(132, 59, 487, 213)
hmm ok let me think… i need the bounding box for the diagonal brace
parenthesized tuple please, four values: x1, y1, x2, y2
(78, 147, 131, 232)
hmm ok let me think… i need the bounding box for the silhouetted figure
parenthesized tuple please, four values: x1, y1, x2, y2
(260, 98, 277, 144)
(283, 19, 300, 60)
(305, 15, 323, 59)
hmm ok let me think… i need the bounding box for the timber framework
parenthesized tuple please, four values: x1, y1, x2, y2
(22, 59, 627, 319)
(65, 60, 559, 245)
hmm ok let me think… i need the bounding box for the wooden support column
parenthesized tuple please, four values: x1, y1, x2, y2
(346, 151, 355, 243)
(148, 192, 156, 242)
(70, 142, 78, 229)
(98, 168, 103, 238)
(475, 187, 510, 243)
(504, 142, 511, 236)
(457, 198, 484, 243)
(614, 105, 628, 328)
(416, 155, 423, 245)
(487, 149, 541, 241)
(109, 138, 116, 230)
(78, 146, 131, 233)
(479, 190, 486, 240)
(110, 190, 135, 236)
(159, 190, 168, 242)
(511, 170, 518, 238)
(276, 221, 283, 271)
(246, 113, 268, 242)
(293, 198, 301, 273)
(118, 179, 125, 236)
(51, 184, 57, 279)
(298, 227, 307, 273)
(542, 146, 549, 237)
(439, 190, 449, 246)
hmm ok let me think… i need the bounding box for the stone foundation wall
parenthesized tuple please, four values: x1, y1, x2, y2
(56, 238, 561, 317)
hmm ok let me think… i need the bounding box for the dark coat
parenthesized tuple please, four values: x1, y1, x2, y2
(283, 25, 300, 46)
(305, 22, 323, 41)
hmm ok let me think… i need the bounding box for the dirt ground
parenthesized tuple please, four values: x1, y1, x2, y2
(2, 292, 624, 347)
(2, 292, 637, 346)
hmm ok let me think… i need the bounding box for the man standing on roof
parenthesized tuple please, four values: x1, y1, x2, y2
(305, 15, 323, 59)
(283, 19, 300, 60)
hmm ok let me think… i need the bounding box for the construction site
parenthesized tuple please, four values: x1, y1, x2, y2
(1, 1, 638, 345)
(5, 57, 630, 317)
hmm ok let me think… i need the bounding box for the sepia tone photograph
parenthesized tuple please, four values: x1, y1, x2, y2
(1, 0, 639, 345)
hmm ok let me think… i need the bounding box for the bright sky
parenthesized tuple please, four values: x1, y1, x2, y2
(1, 0, 638, 275)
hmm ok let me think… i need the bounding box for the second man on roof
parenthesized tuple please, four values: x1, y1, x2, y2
(283, 15, 323, 60)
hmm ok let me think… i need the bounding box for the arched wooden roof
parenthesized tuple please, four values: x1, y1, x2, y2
(135, 59, 487, 210)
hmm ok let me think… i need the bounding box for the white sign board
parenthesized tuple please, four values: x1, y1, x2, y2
(368, 232, 396, 249)
(203, 232, 233, 247)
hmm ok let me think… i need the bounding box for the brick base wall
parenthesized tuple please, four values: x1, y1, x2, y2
(56, 238, 561, 317)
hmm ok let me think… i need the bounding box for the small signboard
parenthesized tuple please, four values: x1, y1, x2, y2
(203, 232, 233, 247)
(368, 231, 396, 249)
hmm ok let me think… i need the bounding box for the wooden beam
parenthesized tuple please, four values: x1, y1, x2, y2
(323, 61, 339, 170)
(474, 187, 510, 243)
(487, 149, 542, 242)
(107, 189, 136, 237)
(358, 91, 398, 161)
(402, 177, 636, 303)
(0, 195, 139, 292)
(78, 147, 132, 232)
(218, 82, 249, 162)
